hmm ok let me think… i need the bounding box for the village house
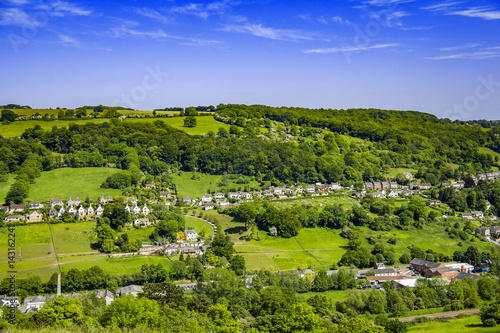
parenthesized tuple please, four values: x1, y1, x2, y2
(132, 205, 140, 215)
(134, 218, 150, 227)
(182, 196, 192, 205)
(452, 272, 481, 282)
(471, 211, 484, 219)
(184, 229, 199, 241)
(460, 213, 473, 219)
(402, 172, 413, 180)
(27, 210, 43, 222)
(5, 215, 23, 223)
(305, 185, 316, 193)
(100, 196, 113, 204)
(490, 226, 500, 238)
(77, 205, 86, 218)
(330, 183, 343, 190)
(381, 181, 390, 190)
(201, 194, 212, 203)
(390, 182, 398, 189)
(67, 197, 81, 206)
(218, 201, 231, 209)
(159, 191, 171, 199)
(387, 190, 398, 198)
(364, 182, 374, 190)
(252, 191, 262, 198)
(142, 204, 150, 216)
(262, 190, 273, 196)
(124, 204, 131, 213)
(420, 183, 432, 190)
(272, 187, 283, 195)
(10, 204, 26, 213)
(144, 183, 156, 189)
(475, 227, 490, 237)
(48, 208, 57, 219)
(96, 205, 104, 216)
(67, 206, 76, 216)
(58, 207, 65, 218)
(95, 290, 114, 305)
(369, 267, 398, 276)
(50, 199, 63, 208)
(87, 205, 94, 216)
(316, 184, 328, 192)
(371, 191, 386, 199)
(29, 202, 44, 209)
(204, 203, 215, 210)
(125, 198, 138, 205)
(214, 193, 225, 200)
(228, 192, 241, 200)
(117, 285, 143, 297)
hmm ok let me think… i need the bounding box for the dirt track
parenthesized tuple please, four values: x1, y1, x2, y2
(398, 308, 481, 322)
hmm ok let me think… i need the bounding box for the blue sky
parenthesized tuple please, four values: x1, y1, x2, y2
(1, 0, 499, 120)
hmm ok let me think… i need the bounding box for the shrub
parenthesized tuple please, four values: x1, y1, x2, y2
(484, 319, 497, 327)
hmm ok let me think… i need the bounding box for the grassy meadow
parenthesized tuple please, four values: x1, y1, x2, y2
(0, 174, 15, 204)
(26, 167, 123, 203)
(50, 222, 96, 254)
(171, 171, 261, 199)
(0, 115, 230, 138)
(408, 315, 496, 333)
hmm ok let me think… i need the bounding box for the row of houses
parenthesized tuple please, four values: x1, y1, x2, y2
(475, 226, 500, 238)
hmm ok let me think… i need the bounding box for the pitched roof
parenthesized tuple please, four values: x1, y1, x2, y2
(410, 258, 441, 268)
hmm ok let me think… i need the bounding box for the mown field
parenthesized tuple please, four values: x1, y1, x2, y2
(0, 115, 230, 138)
(26, 167, 123, 203)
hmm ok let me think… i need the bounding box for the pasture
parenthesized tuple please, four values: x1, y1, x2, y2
(0, 174, 15, 204)
(0, 115, 230, 138)
(184, 216, 215, 240)
(171, 171, 260, 199)
(26, 167, 122, 202)
(51, 222, 96, 254)
(408, 314, 495, 333)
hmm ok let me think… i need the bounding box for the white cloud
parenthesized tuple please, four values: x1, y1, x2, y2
(369, 10, 410, 27)
(440, 43, 480, 51)
(331, 16, 353, 25)
(7, 0, 30, 5)
(304, 43, 399, 54)
(0, 8, 42, 27)
(222, 23, 316, 41)
(425, 50, 500, 60)
(134, 8, 171, 23)
(423, 2, 500, 20)
(37, 0, 92, 16)
(447, 7, 500, 20)
(364, 0, 415, 6)
(57, 34, 82, 47)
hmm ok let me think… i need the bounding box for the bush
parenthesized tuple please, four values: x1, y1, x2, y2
(484, 319, 497, 327)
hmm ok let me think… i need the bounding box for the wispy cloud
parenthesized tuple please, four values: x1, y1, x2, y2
(57, 34, 82, 47)
(440, 43, 480, 51)
(304, 43, 399, 54)
(369, 10, 410, 27)
(178, 38, 223, 46)
(37, 0, 92, 16)
(109, 26, 169, 39)
(364, 0, 415, 6)
(423, 2, 500, 20)
(222, 23, 317, 41)
(0, 8, 42, 27)
(7, 0, 30, 5)
(133, 8, 171, 24)
(426, 44, 500, 60)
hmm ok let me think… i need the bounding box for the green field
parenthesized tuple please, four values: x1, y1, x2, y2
(0, 224, 54, 261)
(0, 174, 15, 204)
(51, 222, 96, 254)
(26, 167, 122, 203)
(408, 314, 496, 333)
(236, 228, 348, 271)
(385, 168, 418, 177)
(171, 171, 261, 199)
(0, 115, 230, 138)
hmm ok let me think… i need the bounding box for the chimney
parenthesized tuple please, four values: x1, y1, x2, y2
(461, 265, 465, 273)
(57, 272, 61, 297)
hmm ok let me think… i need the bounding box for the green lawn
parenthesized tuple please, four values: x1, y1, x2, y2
(0, 224, 54, 261)
(185, 216, 214, 240)
(385, 168, 418, 177)
(26, 167, 122, 203)
(51, 222, 96, 254)
(408, 314, 496, 333)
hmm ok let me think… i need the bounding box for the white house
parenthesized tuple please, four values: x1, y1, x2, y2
(142, 204, 150, 216)
(96, 205, 104, 216)
(184, 229, 199, 241)
(68, 206, 76, 215)
(77, 205, 86, 217)
(58, 207, 65, 217)
(201, 194, 212, 203)
(67, 197, 81, 206)
(87, 205, 94, 216)
(214, 193, 225, 200)
(124, 204, 131, 213)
